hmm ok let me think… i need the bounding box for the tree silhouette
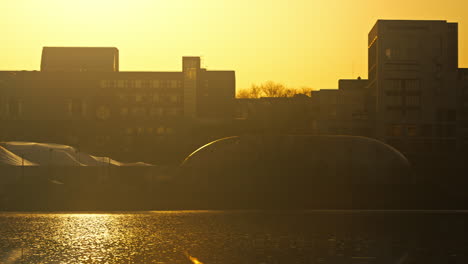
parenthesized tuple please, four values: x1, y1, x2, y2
(236, 81, 314, 98)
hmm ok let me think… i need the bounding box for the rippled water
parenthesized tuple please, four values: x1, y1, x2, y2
(0, 211, 467, 263)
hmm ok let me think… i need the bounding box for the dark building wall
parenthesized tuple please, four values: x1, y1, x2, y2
(182, 57, 200, 119)
(459, 69, 468, 150)
(198, 70, 235, 119)
(236, 95, 318, 135)
(336, 79, 372, 136)
(41, 47, 119, 72)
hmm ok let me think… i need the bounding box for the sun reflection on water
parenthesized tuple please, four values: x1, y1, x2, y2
(185, 252, 205, 264)
(2, 211, 465, 263)
(53, 214, 118, 262)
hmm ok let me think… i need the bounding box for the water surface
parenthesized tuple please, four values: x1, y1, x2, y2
(0, 210, 467, 263)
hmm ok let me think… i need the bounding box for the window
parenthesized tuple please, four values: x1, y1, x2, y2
(385, 48, 392, 59)
(150, 107, 163, 116)
(185, 69, 197, 80)
(406, 96, 420, 106)
(135, 94, 143, 102)
(405, 79, 420, 92)
(407, 125, 418, 137)
(385, 80, 402, 94)
(167, 108, 180, 116)
(156, 127, 165, 135)
(142, 80, 150, 88)
(117, 93, 126, 101)
(135, 80, 142, 89)
(150, 107, 163, 117)
(387, 95, 403, 107)
(391, 125, 402, 137)
(132, 107, 146, 117)
(103, 80, 116, 88)
(385, 48, 401, 60)
(152, 94, 160, 103)
(170, 80, 178, 88)
(170, 95, 179, 103)
(152, 80, 160, 88)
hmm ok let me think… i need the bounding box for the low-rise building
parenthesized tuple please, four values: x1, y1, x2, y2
(0, 47, 235, 159)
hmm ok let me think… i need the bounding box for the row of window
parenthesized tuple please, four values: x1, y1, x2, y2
(385, 79, 420, 93)
(387, 138, 457, 153)
(115, 94, 182, 104)
(384, 63, 420, 72)
(387, 124, 419, 137)
(100, 80, 182, 89)
(125, 127, 174, 136)
(0, 100, 182, 119)
(386, 95, 421, 107)
(120, 107, 182, 118)
(93, 106, 183, 120)
(385, 109, 421, 120)
(387, 124, 457, 138)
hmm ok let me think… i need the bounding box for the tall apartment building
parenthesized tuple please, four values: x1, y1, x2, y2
(368, 20, 459, 155)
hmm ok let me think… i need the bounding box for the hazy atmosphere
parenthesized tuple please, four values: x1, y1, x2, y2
(2, 1, 468, 263)
(1, 0, 467, 90)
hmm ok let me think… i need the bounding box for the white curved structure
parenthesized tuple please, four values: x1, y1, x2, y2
(0, 142, 152, 167)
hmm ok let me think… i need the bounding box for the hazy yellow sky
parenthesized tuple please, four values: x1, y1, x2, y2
(1, 0, 467, 90)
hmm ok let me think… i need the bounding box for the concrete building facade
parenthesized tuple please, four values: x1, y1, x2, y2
(368, 20, 459, 155)
(0, 47, 235, 159)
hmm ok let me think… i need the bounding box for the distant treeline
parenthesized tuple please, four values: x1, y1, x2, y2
(236, 81, 315, 98)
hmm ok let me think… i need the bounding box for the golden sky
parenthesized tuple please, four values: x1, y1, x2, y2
(1, 0, 467, 90)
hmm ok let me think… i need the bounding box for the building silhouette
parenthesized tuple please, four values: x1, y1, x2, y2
(236, 19, 467, 160)
(460, 68, 468, 150)
(1, 20, 467, 163)
(0, 48, 235, 161)
(41, 47, 120, 72)
(368, 20, 459, 156)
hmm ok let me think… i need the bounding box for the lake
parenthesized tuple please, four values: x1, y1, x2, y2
(0, 211, 467, 263)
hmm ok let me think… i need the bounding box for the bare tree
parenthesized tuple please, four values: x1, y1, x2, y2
(297, 87, 314, 96)
(236, 81, 315, 98)
(250, 84, 262, 98)
(236, 88, 252, 99)
(236, 84, 262, 98)
(261, 81, 286, 97)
